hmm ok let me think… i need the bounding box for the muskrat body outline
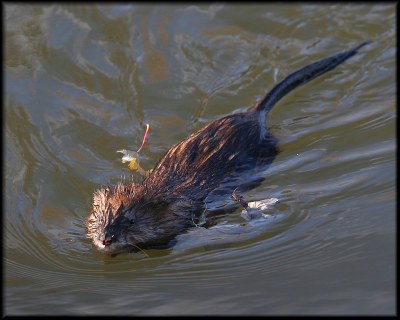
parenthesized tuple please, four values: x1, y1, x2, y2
(87, 43, 368, 255)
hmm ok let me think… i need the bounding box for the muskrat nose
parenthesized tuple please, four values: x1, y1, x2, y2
(103, 235, 115, 247)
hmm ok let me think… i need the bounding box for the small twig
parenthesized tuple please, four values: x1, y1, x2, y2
(137, 123, 150, 153)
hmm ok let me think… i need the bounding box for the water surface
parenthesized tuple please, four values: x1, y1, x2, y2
(4, 3, 396, 315)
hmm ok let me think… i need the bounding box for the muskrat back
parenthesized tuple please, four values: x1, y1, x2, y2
(87, 43, 368, 255)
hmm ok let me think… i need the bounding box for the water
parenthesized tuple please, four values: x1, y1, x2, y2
(4, 3, 396, 315)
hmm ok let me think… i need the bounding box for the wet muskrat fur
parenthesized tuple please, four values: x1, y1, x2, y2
(87, 43, 368, 255)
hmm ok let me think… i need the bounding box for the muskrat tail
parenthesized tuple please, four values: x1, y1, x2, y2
(252, 42, 370, 121)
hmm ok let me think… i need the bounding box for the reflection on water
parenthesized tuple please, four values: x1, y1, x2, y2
(5, 3, 396, 315)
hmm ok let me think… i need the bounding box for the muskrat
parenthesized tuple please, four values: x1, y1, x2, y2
(87, 43, 368, 255)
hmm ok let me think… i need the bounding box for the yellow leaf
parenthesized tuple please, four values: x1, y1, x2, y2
(128, 158, 139, 171)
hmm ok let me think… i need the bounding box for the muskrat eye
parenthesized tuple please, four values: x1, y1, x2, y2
(123, 209, 135, 225)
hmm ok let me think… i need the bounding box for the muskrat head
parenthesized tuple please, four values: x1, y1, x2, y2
(86, 183, 190, 255)
(86, 183, 139, 254)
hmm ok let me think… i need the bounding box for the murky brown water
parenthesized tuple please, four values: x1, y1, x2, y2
(4, 3, 396, 315)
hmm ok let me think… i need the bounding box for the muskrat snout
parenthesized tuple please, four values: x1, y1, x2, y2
(103, 238, 111, 247)
(102, 233, 116, 247)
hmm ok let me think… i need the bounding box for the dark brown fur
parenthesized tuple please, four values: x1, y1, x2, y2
(86, 43, 368, 255)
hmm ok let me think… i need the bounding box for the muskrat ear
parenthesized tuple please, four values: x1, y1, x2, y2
(151, 196, 171, 207)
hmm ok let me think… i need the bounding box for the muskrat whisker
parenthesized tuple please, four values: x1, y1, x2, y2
(128, 242, 149, 257)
